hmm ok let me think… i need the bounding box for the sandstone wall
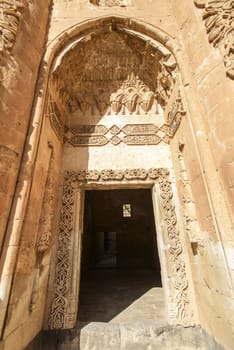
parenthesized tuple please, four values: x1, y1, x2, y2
(1, 1, 234, 349)
(0, 1, 52, 349)
(169, 1, 234, 349)
(0, 0, 51, 250)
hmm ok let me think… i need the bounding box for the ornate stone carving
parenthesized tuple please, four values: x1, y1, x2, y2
(49, 89, 185, 147)
(0, 0, 24, 54)
(194, 0, 234, 79)
(48, 168, 194, 329)
(48, 173, 76, 329)
(70, 125, 108, 135)
(90, 0, 131, 6)
(46, 95, 64, 141)
(69, 135, 109, 147)
(158, 175, 194, 326)
(166, 90, 186, 138)
(156, 57, 177, 107)
(29, 144, 55, 312)
(51, 31, 176, 116)
(65, 119, 185, 147)
(36, 146, 55, 254)
(177, 142, 203, 254)
(123, 134, 161, 145)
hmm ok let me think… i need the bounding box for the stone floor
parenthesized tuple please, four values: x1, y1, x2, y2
(78, 268, 167, 326)
(26, 268, 224, 349)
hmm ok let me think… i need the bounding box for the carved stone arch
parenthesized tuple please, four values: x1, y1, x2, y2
(36, 16, 181, 121)
(24, 16, 196, 332)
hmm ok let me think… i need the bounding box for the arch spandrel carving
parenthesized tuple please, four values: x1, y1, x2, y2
(48, 168, 195, 330)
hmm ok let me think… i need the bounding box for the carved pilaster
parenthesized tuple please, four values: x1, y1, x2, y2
(35, 144, 55, 254)
(177, 142, 203, 254)
(29, 144, 55, 311)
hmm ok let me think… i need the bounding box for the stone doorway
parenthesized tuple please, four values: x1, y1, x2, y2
(78, 188, 166, 325)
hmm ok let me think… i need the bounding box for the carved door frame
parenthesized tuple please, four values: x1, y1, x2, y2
(46, 168, 194, 330)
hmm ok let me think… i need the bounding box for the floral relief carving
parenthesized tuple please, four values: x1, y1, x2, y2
(159, 175, 194, 326)
(48, 168, 194, 329)
(194, 0, 234, 79)
(49, 172, 76, 329)
(0, 0, 24, 54)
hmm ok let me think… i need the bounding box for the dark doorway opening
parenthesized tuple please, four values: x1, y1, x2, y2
(78, 188, 165, 324)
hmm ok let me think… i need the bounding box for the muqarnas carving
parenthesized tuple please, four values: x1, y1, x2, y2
(0, 0, 24, 54)
(194, 0, 234, 79)
(51, 31, 176, 116)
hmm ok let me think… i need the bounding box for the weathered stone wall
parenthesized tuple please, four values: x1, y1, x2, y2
(0, 0, 51, 251)
(0, 1, 52, 349)
(169, 1, 234, 349)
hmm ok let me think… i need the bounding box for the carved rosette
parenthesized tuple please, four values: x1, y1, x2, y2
(194, 0, 234, 79)
(48, 168, 194, 329)
(0, 0, 24, 54)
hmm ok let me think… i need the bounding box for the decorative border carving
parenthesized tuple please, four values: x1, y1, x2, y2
(49, 89, 185, 147)
(194, 0, 234, 79)
(48, 168, 194, 329)
(90, 0, 132, 6)
(0, 0, 24, 54)
(65, 113, 184, 147)
(66, 124, 169, 147)
(46, 95, 64, 141)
